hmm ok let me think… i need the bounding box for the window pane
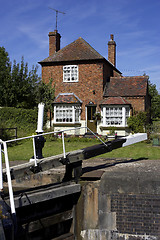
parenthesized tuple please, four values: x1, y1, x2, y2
(125, 107, 130, 125)
(104, 106, 125, 126)
(55, 105, 80, 123)
(75, 109, 79, 122)
(63, 65, 78, 82)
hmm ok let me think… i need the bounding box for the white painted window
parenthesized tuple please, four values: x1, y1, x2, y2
(54, 105, 81, 123)
(102, 105, 130, 127)
(125, 107, 130, 126)
(63, 65, 78, 82)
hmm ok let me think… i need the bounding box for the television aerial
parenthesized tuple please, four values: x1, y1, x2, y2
(49, 7, 66, 31)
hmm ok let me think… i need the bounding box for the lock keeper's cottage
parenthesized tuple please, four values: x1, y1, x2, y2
(39, 30, 150, 136)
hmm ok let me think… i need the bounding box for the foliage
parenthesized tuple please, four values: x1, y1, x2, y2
(0, 127, 13, 141)
(152, 121, 160, 133)
(0, 47, 41, 109)
(148, 80, 160, 119)
(0, 107, 39, 137)
(107, 127, 117, 135)
(0, 47, 12, 106)
(36, 77, 55, 127)
(127, 111, 147, 133)
(94, 112, 102, 121)
(11, 57, 41, 108)
(37, 78, 55, 108)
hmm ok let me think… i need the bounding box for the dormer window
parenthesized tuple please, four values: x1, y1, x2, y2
(63, 65, 78, 82)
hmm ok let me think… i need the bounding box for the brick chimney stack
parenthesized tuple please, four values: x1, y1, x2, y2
(108, 34, 116, 67)
(48, 30, 61, 56)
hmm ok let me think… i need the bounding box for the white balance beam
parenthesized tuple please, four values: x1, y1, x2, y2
(122, 133, 147, 147)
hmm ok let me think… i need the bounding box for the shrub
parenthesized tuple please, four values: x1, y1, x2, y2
(0, 107, 47, 137)
(127, 111, 147, 133)
(107, 127, 117, 135)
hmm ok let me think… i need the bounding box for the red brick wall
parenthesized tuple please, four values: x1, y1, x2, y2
(42, 61, 147, 123)
(113, 70, 121, 77)
(111, 193, 160, 237)
(125, 97, 145, 112)
(42, 62, 107, 120)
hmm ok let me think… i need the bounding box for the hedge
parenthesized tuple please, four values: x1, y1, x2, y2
(0, 107, 47, 137)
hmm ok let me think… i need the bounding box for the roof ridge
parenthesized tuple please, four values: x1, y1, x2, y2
(76, 37, 104, 58)
(39, 36, 105, 63)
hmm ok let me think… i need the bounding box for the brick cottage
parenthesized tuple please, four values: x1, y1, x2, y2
(39, 30, 150, 136)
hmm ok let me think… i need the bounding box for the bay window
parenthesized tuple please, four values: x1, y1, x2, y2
(102, 105, 130, 127)
(54, 104, 81, 123)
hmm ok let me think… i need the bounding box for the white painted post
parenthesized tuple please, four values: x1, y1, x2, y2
(103, 107, 106, 126)
(54, 105, 56, 123)
(62, 131, 66, 159)
(0, 142, 3, 191)
(36, 103, 45, 133)
(122, 107, 125, 127)
(3, 141, 16, 214)
(33, 136, 37, 167)
(72, 106, 75, 123)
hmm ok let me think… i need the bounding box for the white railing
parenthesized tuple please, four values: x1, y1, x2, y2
(0, 127, 107, 215)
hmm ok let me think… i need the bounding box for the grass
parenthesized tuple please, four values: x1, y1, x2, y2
(2, 137, 160, 163)
(102, 142, 160, 160)
(4, 137, 100, 162)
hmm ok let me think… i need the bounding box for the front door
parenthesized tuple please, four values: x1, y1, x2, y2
(87, 106, 97, 133)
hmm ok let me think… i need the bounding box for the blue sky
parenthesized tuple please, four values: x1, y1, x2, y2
(1, 0, 160, 91)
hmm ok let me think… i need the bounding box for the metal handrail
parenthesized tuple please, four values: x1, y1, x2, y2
(0, 126, 107, 215)
(0, 140, 16, 215)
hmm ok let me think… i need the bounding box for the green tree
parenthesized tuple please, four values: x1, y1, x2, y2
(11, 57, 41, 108)
(127, 111, 147, 133)
(0, 46, 41, 108)
(0, 47, 13, 106)
(148, 80, 160, 119)
(36, 78, 55, 127)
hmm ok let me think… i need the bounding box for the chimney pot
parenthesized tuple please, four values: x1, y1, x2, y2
(110, 34, 114, 41)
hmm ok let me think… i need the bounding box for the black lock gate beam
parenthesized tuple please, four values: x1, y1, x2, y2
(2, 133, 147, 183)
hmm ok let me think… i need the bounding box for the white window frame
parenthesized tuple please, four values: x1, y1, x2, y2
(54, 104, 81, 123)
(63, 65, 79, 82)
(101, 105, 130, 127)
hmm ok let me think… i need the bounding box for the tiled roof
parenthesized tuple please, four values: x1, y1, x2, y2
(101, 97, 130, 105)
(54, 93, 82, 104)
(104, 76, 148, 97)
(40, 37, 105, 63)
